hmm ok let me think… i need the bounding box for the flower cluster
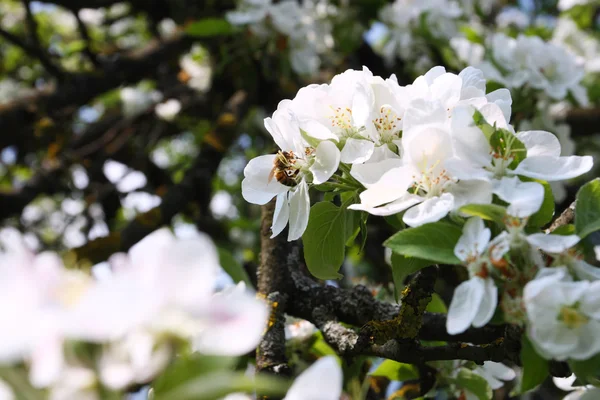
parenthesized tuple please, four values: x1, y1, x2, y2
(376, 0, 462, 68)
(226, 0, 336, 75)
(243, 65, 592, 238)
(477, 33, 589, 105)
(0, 228, 267, 398)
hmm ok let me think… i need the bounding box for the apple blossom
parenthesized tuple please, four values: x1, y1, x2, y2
(447, 217, 505, 334)
(155, 99, 182, 121)
(473, 362, 516, 390)
(0, 380, 13, 400)
(524, 267, 600, 361)
(242, 100, 340, 240)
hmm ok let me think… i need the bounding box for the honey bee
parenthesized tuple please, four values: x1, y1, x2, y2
(268, 151, 299, 187)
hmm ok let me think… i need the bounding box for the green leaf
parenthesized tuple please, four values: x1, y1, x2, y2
(520, 335, 549, 393)
(455, 368, 492, 400)
(153, 354, 237, 396)
(575, 179, 600, 238)
(217, 248, 252, 287)
(525, 179, 554, 228)
(569, 353, 600, 385)
(370, 360, 419, 381)
(303, 202, 347, 280)
(552, 224, 576, 236)
(390, 253, 432, 302)
(426, 292, 447, 314)
(384, 222, 462, 265)
(459, 204, 507, 225)
(156, 372, 290, 400)
(185, 18, 234, 37)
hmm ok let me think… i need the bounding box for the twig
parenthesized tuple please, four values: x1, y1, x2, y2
(546, 201, 576, 233)
(22, 0, 65, 79)
(71, 8, 101, 67)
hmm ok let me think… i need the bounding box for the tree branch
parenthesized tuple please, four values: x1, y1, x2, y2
(0, 34, 192, 150)
(255, 202, 294, 399)
(71, 91, 247, 263)
(546, 201, 576, 233)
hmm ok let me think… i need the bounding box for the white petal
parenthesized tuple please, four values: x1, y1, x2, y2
(128, 228, 174, 270)
(350, 158, 403, 187)
(351, 82, 374, 128)
(517, 131, 561, 158)
(403, 193, 455, 227)
(450, 105, 491, 168)
(430, 73, 462, 109)
(349, 193, 423, 216)
(403, 100, 447, 134)
(459, 67, 486, 98)
(340, 138, 375, 164)
(447, 277, 486, 335)
(284, 356, 342, 400)
(525, 234, 580, 253)
(195, 291, 269, 356)
(489, 232, 510, 261)
(596, 246, 600, 261)
(29, 336, 64, 388)
(454, 217, 491, 262)
(472, 278, 498, 328)
(572, 260, 600, 281)
(579, 281, 600, 319)
(424, 66, 446, 83)
(0, 379, 14, 400)
(355, 166, 413, 208)
(511, 155, 594, 181)
(287, 181, 310, 241)
(479, 103, 508, 129)
(242, 155, 289, 205)
(300, 119, 338, 142)
(492, 177, 544, 218)
(570, 320, 600, 360)
(310, 141, 341, 184)
(486, 89, 512, 122)
(482, 361, 516, 382)
(448, 180, 493, 210)
(271, 193, 290, 238)
(445, 159, 493, 181)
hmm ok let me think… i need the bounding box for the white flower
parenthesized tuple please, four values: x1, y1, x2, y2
(120, 87, 162, 118)
(285, 319, 317, 340)
(155, 99, 182, 121)
(49, 366, 98, 400)
(284, 356, 342, 400)
(524, 267, 600, 360)
(180, 45, 212, 92)
(288, 67, 398, 163)
(98, 329, 172, 390)
(558, 0, 591, 11)
(0, 379, 14, 400)
(193, 282, 269, 356)
(226, 0, 335, 76)
(349, 107, 492, 226)
(242, 100, 340, 240)
(447, 218, 504, 334)
(520, 114, 576, 202)
(447, 107, 593, 184)
(478, 33, 588, 103)
(473, 362, 516, 390)
(496, 7, 529, 29)
(450, 37, 484, 66)
(553, 18, 600, 74)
